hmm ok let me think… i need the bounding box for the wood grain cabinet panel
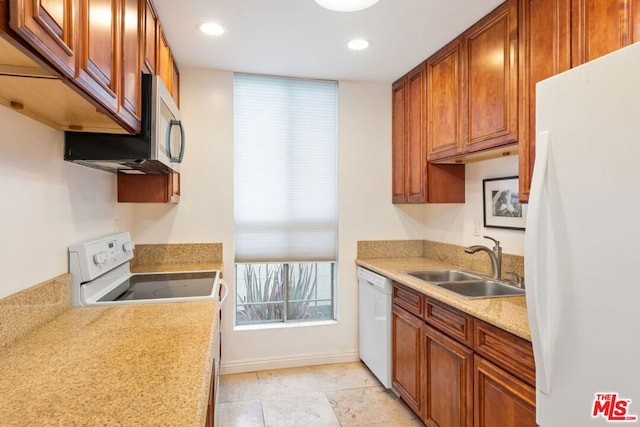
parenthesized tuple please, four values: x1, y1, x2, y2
(517, 0, 571, 202)
(474, 355, 537, 427)
(473, 319, 535, 387)
(424, 297, 474, 346)
(463, 0, 518, 153)
(141, 0, 156, 73)
(118, 172, 180, 203)
(423, 325, 473, 427)
(119, 0, 140, 127)
(427, 38, 465, 161)
(76, 0, 119, 112)
(392, 304, 424, 417)
(157, 28, 172, 93)
(393, 282, 424, 318)
(405, 64, 427, 203)
(392, 77, 407, 203)
(572, 0, 640, 66)
(9, 0, 78, 77)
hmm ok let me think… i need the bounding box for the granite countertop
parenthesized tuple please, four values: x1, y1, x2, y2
(356, 257, 531, 341)
(0, 300, 218, 426)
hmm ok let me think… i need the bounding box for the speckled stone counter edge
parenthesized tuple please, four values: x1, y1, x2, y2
(0, 273, 71, 349)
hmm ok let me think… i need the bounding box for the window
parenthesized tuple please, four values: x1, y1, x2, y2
(233, 74, 338, 326)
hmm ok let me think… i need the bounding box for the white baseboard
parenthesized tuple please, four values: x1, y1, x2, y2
(220, 351, 361, 375)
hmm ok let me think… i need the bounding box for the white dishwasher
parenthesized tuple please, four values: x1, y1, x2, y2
(358, 266, 392, 389)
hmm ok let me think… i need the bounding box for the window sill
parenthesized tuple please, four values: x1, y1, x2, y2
(234, 319, 338, 332)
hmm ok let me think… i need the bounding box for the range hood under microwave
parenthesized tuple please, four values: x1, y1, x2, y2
(64, 74, 184, 174)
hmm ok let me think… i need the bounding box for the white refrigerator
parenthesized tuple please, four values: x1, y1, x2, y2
(526, 42, 640, 426)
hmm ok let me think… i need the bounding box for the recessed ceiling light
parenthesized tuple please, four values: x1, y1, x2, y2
(348, 39, 370, 50)
(315, 0, 380, 12)
(198, 22, 225, 36)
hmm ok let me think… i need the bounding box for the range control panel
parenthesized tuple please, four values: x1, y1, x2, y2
(69, 232, 135, 282)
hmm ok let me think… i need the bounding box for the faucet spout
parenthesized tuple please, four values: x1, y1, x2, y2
(464, 236, 502, 279)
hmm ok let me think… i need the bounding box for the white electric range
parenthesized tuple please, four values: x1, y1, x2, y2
(69, 232, 225, 306)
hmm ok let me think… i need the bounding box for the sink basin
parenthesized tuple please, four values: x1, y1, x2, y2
(406, 270, 481, 282)
(437, 280, 525, 299)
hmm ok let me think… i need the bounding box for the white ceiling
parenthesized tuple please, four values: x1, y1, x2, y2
(153, 0, 504, 83)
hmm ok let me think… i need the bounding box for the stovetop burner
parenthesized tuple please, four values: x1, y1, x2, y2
(99, 271, 218, 302)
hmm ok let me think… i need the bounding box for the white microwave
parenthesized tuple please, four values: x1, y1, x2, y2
(64, 74, 185, 174)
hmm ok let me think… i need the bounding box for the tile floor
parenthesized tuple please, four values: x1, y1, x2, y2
(216, 362, 423, 427)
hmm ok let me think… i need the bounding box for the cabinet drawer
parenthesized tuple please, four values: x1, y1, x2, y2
(424, 297, 473, 346)
(392, 283, 424, 318)
(473, 319, 535, 387)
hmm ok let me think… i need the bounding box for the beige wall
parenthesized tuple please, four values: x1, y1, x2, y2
(0, 107, 132, 299)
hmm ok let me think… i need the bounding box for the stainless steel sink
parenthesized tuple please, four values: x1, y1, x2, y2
(406, 269, 481, 282)
(404, 269, 525, 299)
(437, 280, 525, 299)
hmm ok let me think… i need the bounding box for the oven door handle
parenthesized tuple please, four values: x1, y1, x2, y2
(219, 279, 229, 307)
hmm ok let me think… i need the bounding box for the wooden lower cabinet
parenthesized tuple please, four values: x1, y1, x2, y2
(392, 304, 424, 417)
(474, 355, 536, 427)
(391, 283, 536, 426)
(424, 324, 473, 427)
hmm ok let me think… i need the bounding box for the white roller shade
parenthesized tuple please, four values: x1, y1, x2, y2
(234, 74, 338, 262)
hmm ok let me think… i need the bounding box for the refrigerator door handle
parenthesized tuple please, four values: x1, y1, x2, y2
(525, 130, 551, 395)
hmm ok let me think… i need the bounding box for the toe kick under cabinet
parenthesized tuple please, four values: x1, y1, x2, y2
(391, 282, 536, 427)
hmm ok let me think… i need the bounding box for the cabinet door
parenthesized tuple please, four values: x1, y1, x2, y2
(9, 0, 78, 78)
(117, 172, 180, 203)
(392, 304, 423, 418)
(572, 0, 640, 66)
(518, 0, 571, 203)
(141, 0, 157, 73)
(157, 28, 173, 95)
(424, 325, 473, 427)
(120, 0, 141, 129)
(76, 0, 119, 113)
(474, 355, 537, 427)
(391, 78, 407, 203)
(405, 64, 427, 203)
(464, 0, 518, 152)
(427, 39, 464, 161)
(172, 59, 180, 107)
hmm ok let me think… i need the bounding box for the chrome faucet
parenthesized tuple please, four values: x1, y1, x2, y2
(465, 235, 502, 279)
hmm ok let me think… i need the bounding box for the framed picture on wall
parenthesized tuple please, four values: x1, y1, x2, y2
(482, 176, 527, 231)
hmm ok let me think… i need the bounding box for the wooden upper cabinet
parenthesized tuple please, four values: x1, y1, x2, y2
(141, 0, 156, 73)
(405, 64, 427, 203)
(172, 59, 179, 107)
(572, 0, 640, 66)
(392, 77, 407, 203)
(76, 0, 118, 112)
(157, 28, 172, 92)
(427, 38, 465, 161)
(120, 0, 140, 127)
(9, 0, 78, 78)
(463, 0, 518, 153)
(518, 0, 571, 202)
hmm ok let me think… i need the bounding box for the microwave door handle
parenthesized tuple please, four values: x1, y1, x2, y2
(167, 119, 185, 163)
